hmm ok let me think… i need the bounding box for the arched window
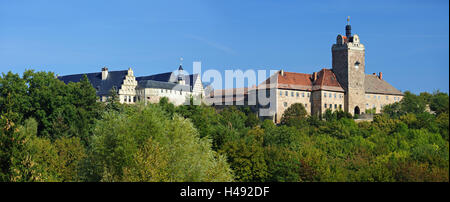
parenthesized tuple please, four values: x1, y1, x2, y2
(354, 61, 360, 69)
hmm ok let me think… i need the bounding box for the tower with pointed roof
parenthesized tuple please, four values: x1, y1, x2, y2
(332, 17, 366, 115)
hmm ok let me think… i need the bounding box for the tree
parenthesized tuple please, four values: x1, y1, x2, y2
(280, 103, 308, 127)
(105, 86, 122, 112)
(429, 91, 449, 115)
(84, 104, 234, 182)
(400, 91, 427, 115)
(264, 145, 303, 182)
(220, 127, 267, 182)
(0, 72, 30, 124)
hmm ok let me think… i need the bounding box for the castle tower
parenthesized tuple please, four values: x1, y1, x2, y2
(177, 57, 185, 85)
(332, 17, 366, 115)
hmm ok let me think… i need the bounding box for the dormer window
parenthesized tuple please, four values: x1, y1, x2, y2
(354, 61, 360, 69)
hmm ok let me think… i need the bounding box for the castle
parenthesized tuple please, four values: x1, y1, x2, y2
(58, 65, 205, 106)
(58, 19, 404, 123)
(209, 19, 404, 122)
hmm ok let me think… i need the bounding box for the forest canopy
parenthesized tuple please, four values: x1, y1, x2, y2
(0, 70, 448, 182)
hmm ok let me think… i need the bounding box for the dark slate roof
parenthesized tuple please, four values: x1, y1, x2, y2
(136, 80, 191, 91)
(58, 70, 128, 96)
(136, 72, 199, 88)
(365, 74, 403, 95)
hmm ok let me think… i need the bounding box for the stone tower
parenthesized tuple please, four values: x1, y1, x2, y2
(332, 18, 366, 115)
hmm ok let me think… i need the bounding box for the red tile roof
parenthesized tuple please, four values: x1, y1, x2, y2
(259, 69, 344, 92)
(313, 69, 344, 91)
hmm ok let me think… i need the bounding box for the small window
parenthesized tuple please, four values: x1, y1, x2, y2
(285, 91, 288, 96)
(302, 92, 305, 97)
(279, 91, 282, 96)
(324, 104, 327, 108)
(291, 92, 294, 97)
(334, 104, 337, 109)
(354, 61, 360, 69)
(386, 96, 389, 100)
(334, 93, 336, 98)
(284, 102, 288, 107)
(296, 92, 299, 97)
(307, 93, 310, 97)
(324, 93, 327, 98)
(305, 104, 308, 108)
(339, 104, 342, 109)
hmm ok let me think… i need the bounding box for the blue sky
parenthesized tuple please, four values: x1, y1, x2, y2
(0, 0, 448, 93)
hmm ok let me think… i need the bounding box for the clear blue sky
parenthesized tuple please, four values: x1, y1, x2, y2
(1, 0, 448, 93)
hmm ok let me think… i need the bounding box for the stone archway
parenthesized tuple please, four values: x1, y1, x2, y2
(354, 106, 360, 115)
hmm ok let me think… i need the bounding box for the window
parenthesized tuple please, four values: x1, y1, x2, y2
(329, 93, 332, 97)
(339, 104, 342, 109)
(334, 93, 337, 98)
(324, 93, 327, 98)
(386, 96, 389, 100)
(305, 104, 308, 108)
(296, 92, 299, 97)
(324, 104, 327, 108)
(279, 91, 282, 96)
(302, 92, 305, 97)
(291, 92, 294, 97)
(307, 93, 310, 97)
(378, 96, 380, 100)
(161, 89, 163, 93)
(285, 91, 288, 96)
(284, 102, 288, 107)
(366, 103, 369, 108)
(354, 61, 360, 69)
(335, 104, 337, 109)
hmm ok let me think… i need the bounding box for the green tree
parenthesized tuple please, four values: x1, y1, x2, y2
(429, 91, 449, 115)
(280, 103, 308, 127)
(0, 72, 30, 124)
(85, 104, 234, 182)
(220, 127, 267, 182)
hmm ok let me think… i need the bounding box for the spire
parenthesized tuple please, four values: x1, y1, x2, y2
(345, 16, 352, 38)
(178, 57, 184, 71)
(177, 57, 184, 82)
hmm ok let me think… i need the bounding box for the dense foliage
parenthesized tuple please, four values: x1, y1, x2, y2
(0, 70, 448, 182)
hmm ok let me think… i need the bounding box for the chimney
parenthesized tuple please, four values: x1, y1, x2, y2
(102, 67, 108, 80)
(312, 72, 317, 81)
(378, 72, 383, 80)
(279, 69, 285, 76)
